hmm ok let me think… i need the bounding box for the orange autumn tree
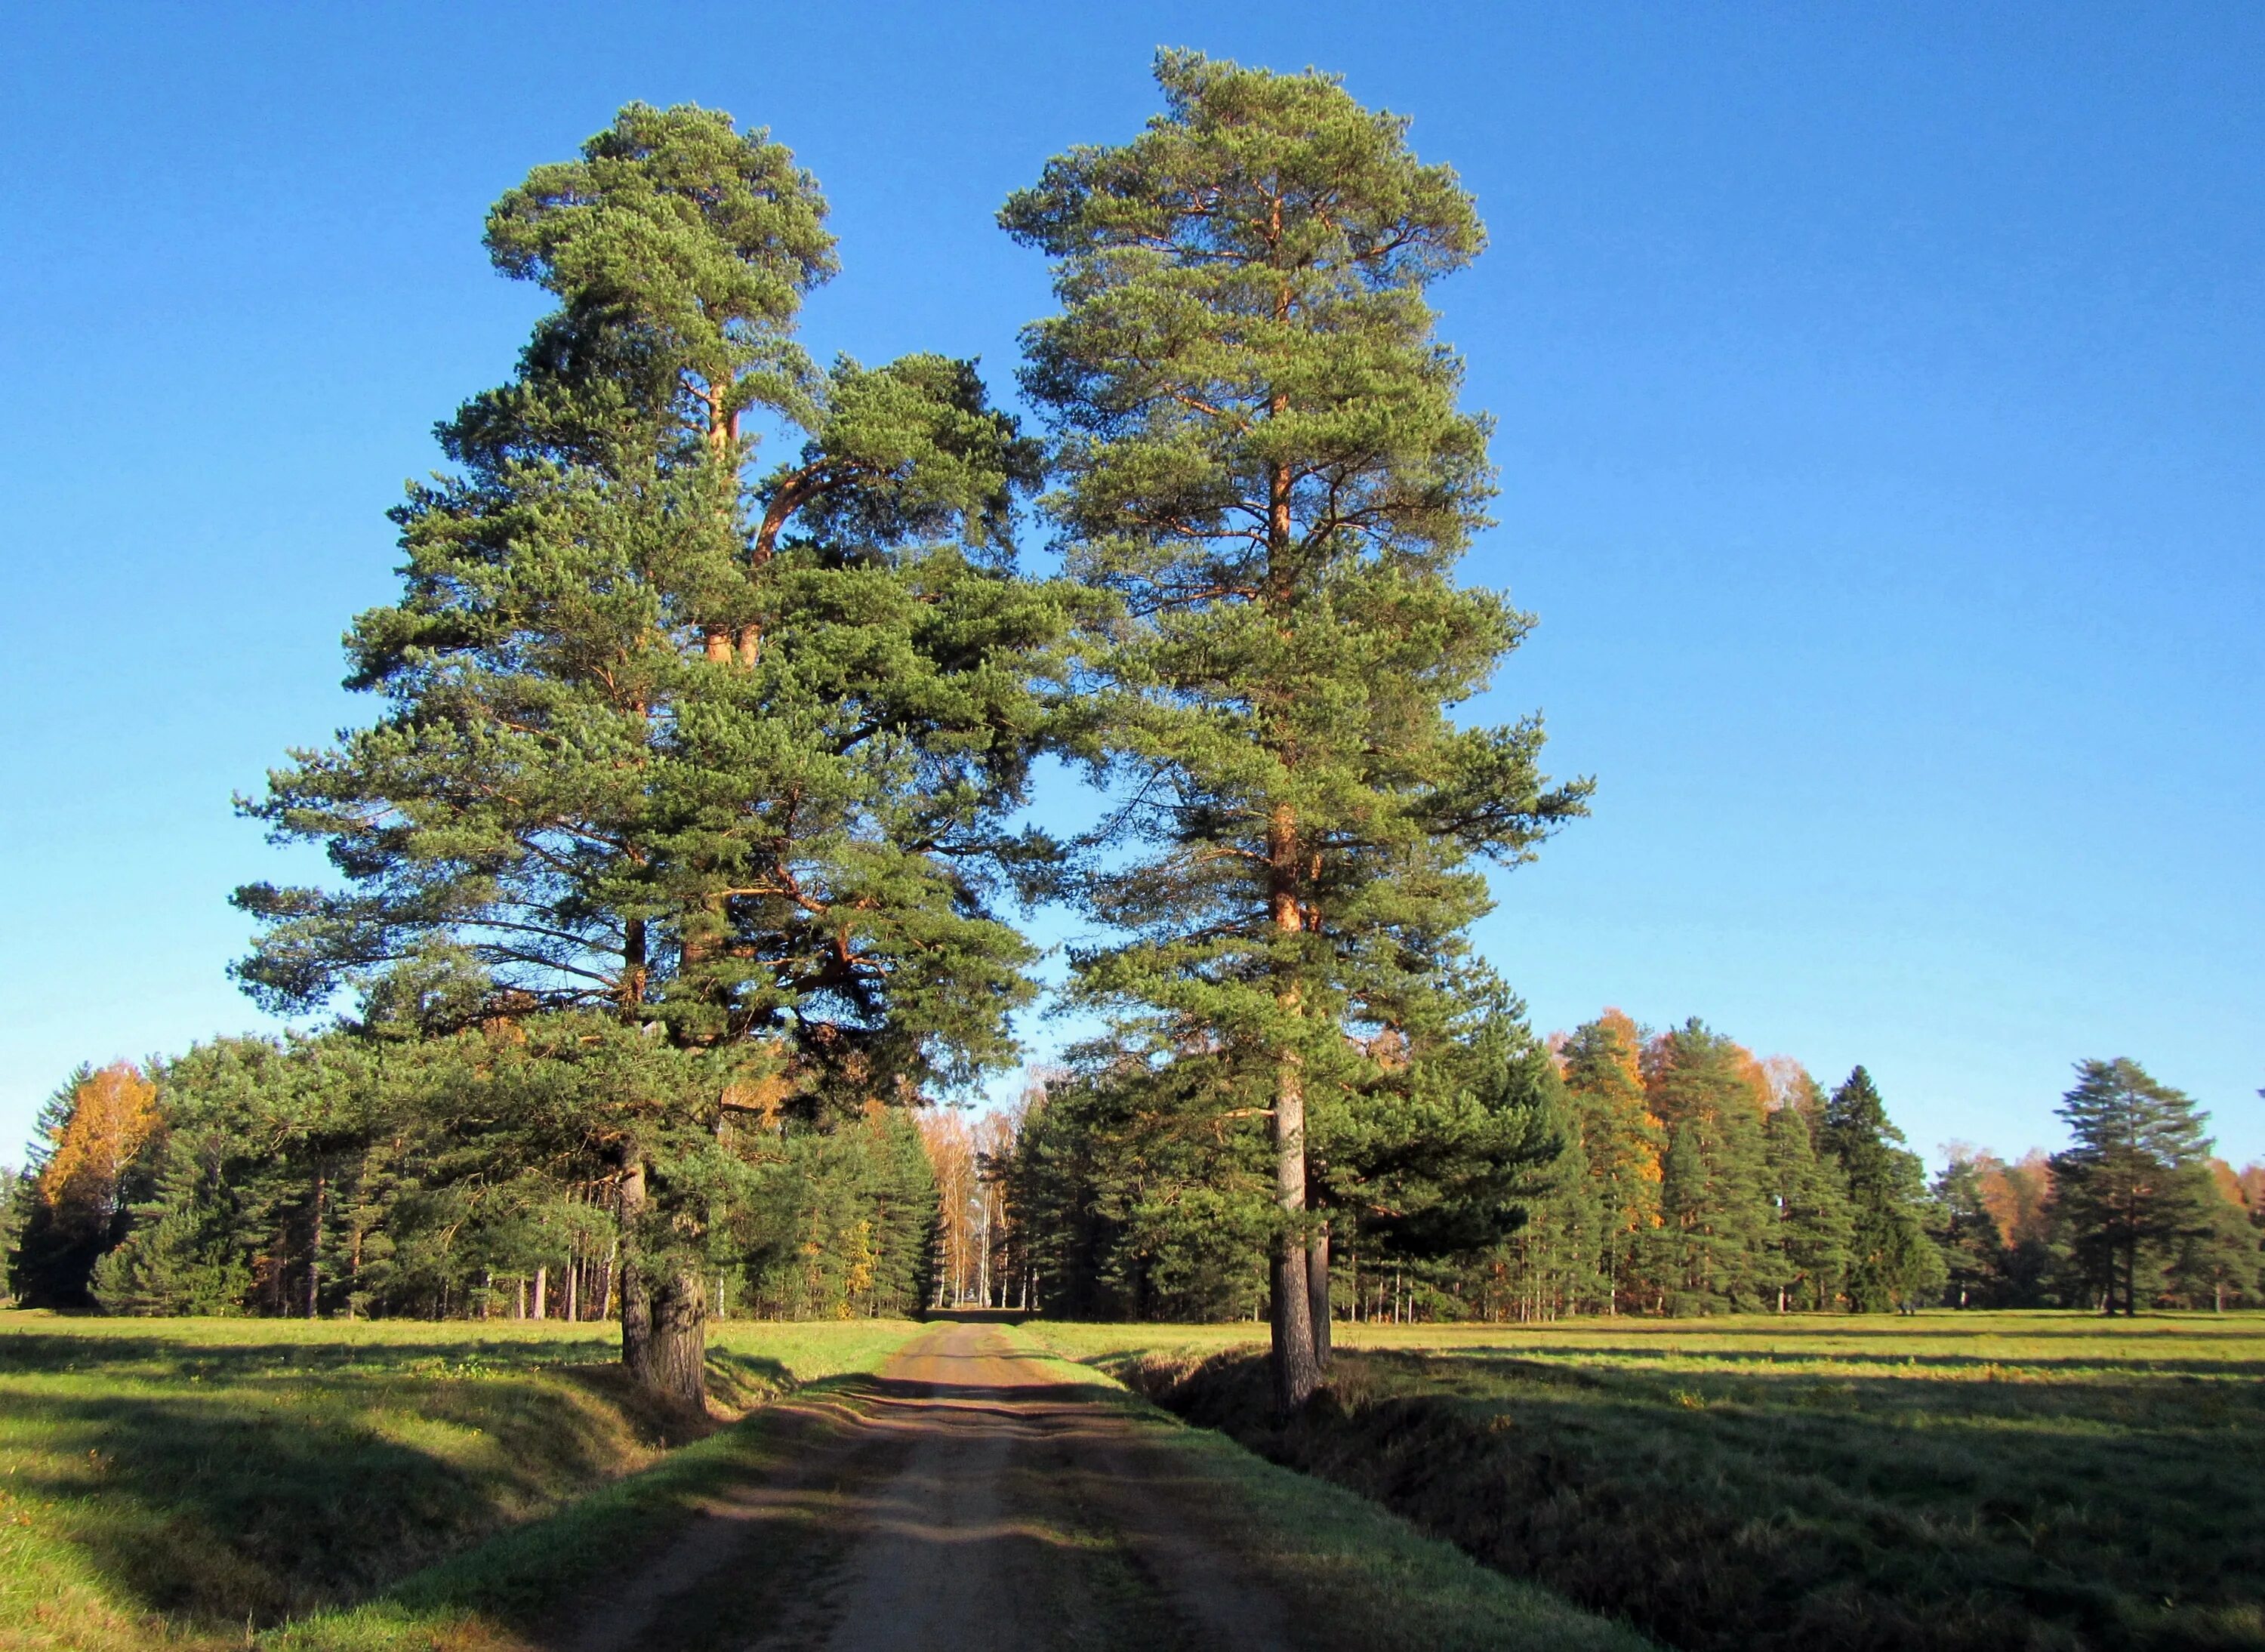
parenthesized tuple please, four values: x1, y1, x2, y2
(11, 1062, 162, 1305)
(39, 1063, 159, 1240)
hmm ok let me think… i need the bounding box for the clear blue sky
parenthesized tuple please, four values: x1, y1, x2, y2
(2, 2, 2257, 1168)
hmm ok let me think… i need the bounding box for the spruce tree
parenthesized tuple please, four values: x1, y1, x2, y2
(1321, 987, 1570, 1328)
(2051, 1057, 2222, 1316)
(1499, 1093, 1604, 1318)
(237, 105, 1067, 1402)
(1003, 50, 1586, 1411)
(1928, 1151, 2006, 1308)
(1764, 1099, 1853, 1310)
(0, 1167, 29, 1307)
(1822, 1067, 1944, 1311)
(1655, 1121, 1711, 1315)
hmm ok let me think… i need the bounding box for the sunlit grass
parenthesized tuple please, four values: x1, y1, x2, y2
(0, 1311, 920, 1651)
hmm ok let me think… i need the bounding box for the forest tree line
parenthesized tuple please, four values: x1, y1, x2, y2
(8, 1017, 2252, 1327)
(4, 1034, 935, 1324)
(974, 1012, 2263, 1322)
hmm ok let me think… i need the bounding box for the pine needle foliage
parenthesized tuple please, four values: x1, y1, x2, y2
(1003, 48, 1589, 1411)
(2051, 1056, 2227, 1315)
(232, 102, 1074, 1402)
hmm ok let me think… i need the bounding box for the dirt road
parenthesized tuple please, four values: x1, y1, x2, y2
(557, 1322, 1300, 1652)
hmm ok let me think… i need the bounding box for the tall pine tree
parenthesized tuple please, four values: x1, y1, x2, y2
(1003, 50, 1586, 1412)
(1641, 1022, 1777, 1313)
(237, 104, 1068, 1403)
(1558, 1010, 1664, 1315)
(2051, 1057, 2222, 1316)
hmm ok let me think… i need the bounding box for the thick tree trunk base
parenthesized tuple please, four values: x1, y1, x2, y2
(624, 1269, 707, 1413)
(1271, 1241, 1320, 1416)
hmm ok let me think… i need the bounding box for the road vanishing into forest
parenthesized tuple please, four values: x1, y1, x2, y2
(553, 1322, 1302, 1652)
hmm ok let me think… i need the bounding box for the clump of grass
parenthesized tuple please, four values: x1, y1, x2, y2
(0, 1312, 919, 1650)
(1047, 1312, 2265, 1652)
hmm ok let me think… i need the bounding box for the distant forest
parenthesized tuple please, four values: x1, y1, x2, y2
(3, 57, 2257, 1412)
(7, 1019, 2255, 1332)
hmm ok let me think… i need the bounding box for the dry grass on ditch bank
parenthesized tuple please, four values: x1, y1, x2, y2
(0, 1312, 920, 1652)
(1034, 1312, 2265, 1652)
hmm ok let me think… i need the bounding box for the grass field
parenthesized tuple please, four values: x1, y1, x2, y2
(0, 1311, 920, 1651)
(1028, 1312, 2265, 1652)
(11, 1310, 2257, 1651)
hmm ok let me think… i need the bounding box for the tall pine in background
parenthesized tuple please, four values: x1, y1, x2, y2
(2050, 1058, 2222, 1315)
(1641, 1022, 1777, 1313)
(1003, 50, 1586, 1413)
(1558, 1010, 1664, 1314)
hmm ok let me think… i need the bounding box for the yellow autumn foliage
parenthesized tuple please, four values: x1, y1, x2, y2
(38, 1062, 159, 1236)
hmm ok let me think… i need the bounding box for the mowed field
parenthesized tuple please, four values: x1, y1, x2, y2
(1029, 1312, 2265, 1652)
(0, 1312, 921, 1650)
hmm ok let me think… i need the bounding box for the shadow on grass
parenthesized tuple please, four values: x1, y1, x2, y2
(3, 1343, 792, 1630)
(0, 1329, 621, 1379)
(857, 1372, 1129, 1408)
(919, 1307, 1032, 1324)
(272, 1370, 896, 1650)
(1402, 1340, 2265, 1379)
(1132, 1346, 2265, 1652)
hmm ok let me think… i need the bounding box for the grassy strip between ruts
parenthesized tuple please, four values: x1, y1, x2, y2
(994, 1328, 1656, 1652)
(0, 1314, 921, 1652)
(1028, 1313, 2265, 1652)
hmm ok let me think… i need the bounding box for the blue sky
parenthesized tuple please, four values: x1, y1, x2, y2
(2, 2, 2257, 1167)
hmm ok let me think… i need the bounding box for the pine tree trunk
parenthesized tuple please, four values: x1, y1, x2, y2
(624, 1268, 708, 1411)
(306, 1171, 325, 1319)
(346, 1223, 361, 1321)
(617, 1142, 708, 1410)
(534, 1265, 547, 1320)
(1307, 1224, 1332, 1370)
(1270, 1046, 1320, 1412)
(1267, 800, 1320, 1415)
